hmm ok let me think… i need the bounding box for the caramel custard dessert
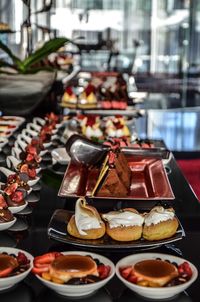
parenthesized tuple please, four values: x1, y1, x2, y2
(0, 252, 30, 278)
(0, 254, 18, 275)
(120, 258, 193, 288)
(49, 255, 98, 282)
(133, 259, 178, 287)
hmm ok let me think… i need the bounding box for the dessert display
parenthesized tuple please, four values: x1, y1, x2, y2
(0, 251, 31, 278)
(143, 207, 179, 241)
(32, 252, 111, 284)
(102, 208, 144, 241)
(91, 149, 131, 197)
(61, 72, 129, 110)
(67, 197, 106, 239)
(66, 199, 180, 243)
(119, 258, 193, 287)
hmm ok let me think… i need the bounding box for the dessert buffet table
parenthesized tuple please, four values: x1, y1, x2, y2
(0, 152, 199, 302)
(0, 114, 200, 302)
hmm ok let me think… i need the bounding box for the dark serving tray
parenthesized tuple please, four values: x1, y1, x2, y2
(48, 209, 185, 251)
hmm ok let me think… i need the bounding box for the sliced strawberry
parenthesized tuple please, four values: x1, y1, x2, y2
(26, 153, 34, 162)
(26, 145, 37, 155)
(127, 274, 138, 284)
(32, 266, 49, 275)
(34, 252, 62, 266)
(178, 262, 193, 277)
(0, 267, 13, 277)
(4, 183, 18, 195)
(98, 265, 111, 279)
(0, 194, 7, 208)
(120, 266, 133, 279)
(10, 191, 24, 203)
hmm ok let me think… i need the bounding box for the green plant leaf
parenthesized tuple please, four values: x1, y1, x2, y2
(22, 37, 73, 70)
(0, 40, 22, 68)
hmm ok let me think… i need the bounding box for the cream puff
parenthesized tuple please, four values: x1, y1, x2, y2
(143, 206, 179, 241)
(102, 208, 144, 241)
(67, 197, 105, 239)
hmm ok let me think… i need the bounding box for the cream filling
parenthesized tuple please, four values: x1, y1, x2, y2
(75, 199, 101, 235)
(102, 211, 144, 228)
(144, 206, 175, 226)
(85, 126, 103, 138)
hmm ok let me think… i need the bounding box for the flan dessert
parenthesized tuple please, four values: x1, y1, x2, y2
(67, 197, 105, 239)
(32, 251, 111, 284)
(143, 207, 179, 241)
(102, 208, 144, 241)
(61, 87, 78, 108)
(0, 251, 30, 278)
(49, 254, 98, 283)
(91, 150, 131, 197)
(133, 259, 178, 287)
(0, 254, 18, 277)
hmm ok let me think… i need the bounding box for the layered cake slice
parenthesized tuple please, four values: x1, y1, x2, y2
(92, 150, 131, 197)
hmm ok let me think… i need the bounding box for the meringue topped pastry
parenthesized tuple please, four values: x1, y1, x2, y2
(144, 206, 175, 226)
(133, 259, 178, 287)
(102, 209, 144, 229)
(49, 254, 98, 282)
(143, 206, 179, 241)
(102, 208, 144, 242)
(67, 198, 105, 239)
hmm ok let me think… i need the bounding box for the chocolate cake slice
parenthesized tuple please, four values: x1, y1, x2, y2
(92, 150, 131, 197)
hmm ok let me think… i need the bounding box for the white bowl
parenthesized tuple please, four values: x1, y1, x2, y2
(116, 253, 198, 300)
(35, 251, 115, 297)
(0, 247, 33, 291)
(8, 201, 28, 214)
(0, 217, 17, 231)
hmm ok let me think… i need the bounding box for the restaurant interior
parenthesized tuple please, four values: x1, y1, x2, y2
(0, 1, 200, 301)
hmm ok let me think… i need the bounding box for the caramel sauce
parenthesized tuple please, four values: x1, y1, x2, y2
(51, 255, 96, 272)
(0, 254, 18, 270)
(134, 260, 176, 278)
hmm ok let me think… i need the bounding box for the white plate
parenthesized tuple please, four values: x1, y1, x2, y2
(0, 247, 33, 291)
(0, 217, 17, 231)
(51, 148, 70, 165)
(35, 251, 115, 297)
(0, 116, 25, 126)
(116, 252, 198, 300)
(8, 201, 28, 214)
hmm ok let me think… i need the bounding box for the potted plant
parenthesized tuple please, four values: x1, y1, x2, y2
(0, 37, 74, 115)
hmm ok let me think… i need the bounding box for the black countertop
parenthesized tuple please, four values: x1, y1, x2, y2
(1, 152, 200, 302)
